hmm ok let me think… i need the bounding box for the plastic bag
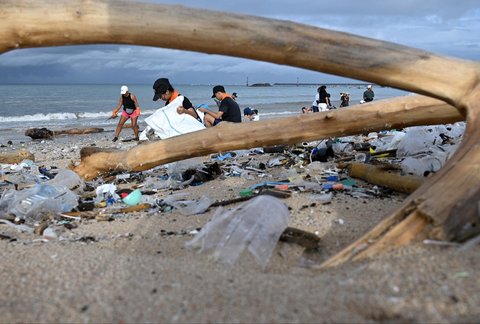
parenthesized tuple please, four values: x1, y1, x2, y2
(3, 183, 78, 223)
(94, 184, 119, 204)
(186, 195, 290, 270)
(48, 169, 84, 190)
(163, 193, 212, 215)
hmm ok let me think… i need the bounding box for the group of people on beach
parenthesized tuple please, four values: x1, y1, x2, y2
(302, 84, 374, 114)
(110, 79, 256, 141)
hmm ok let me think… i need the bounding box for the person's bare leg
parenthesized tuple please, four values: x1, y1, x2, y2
(113, 115, 128, 141)
(131, 116, 139, 140)
(204, 115, 214, 128)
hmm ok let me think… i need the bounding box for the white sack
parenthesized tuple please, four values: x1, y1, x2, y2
(142, 96, 206, 140)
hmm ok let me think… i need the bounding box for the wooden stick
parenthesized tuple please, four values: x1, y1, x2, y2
(347, 162, 425, 194)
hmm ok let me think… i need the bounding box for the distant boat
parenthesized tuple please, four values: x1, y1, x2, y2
(249, 83, 272, 87)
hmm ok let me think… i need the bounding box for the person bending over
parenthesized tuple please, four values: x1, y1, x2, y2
(198, 85, 241, 127)
(152, 78, 202, 124)
(243, 107, 256, 122)
(111, 85, 140, 142)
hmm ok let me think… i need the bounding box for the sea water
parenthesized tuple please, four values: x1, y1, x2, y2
(0, 83, 409, 131)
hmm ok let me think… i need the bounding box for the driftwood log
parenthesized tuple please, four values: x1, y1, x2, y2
(25, 127, 104, 139)
(0, 150, 35, 164)
(54, 127, 104, 135)
(347, 162, 425, 194)
(1, 0, 478, 268)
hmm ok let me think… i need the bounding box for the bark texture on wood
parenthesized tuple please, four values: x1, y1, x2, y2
(347, 162, 425, 194)
(53, 128, 104, 135)
(0, 150, 35, 164)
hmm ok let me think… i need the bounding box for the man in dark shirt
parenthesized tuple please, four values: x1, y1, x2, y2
(199, 85, 242, 127)
(363, 85, 375, 102)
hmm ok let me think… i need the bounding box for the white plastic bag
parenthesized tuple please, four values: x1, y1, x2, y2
(186, 196, 290, 270)
(143, 95, 206, 139)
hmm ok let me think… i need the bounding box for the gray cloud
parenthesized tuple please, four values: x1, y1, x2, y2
(0, 1, 478, 84)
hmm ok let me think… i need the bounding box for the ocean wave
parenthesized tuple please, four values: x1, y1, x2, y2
(0, 112, 79, 123)
(0, 109, 166, 124)
(260, 111, 298, 116)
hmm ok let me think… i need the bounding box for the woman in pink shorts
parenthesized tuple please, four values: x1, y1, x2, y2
(111, 85, 141, 141)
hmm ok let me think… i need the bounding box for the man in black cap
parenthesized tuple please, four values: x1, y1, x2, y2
(198, 85, 241, 127)
(152, 78, 202, 123)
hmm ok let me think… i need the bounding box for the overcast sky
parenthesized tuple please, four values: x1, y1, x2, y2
(0, 0, 479, 85)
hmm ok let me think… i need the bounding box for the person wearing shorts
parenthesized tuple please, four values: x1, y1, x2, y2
(198, 85, 241, 127)
(111, 85, 141, 142)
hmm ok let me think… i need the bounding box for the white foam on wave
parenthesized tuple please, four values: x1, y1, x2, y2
(0, 112, 79, 123)
(78, 111, 111, 118)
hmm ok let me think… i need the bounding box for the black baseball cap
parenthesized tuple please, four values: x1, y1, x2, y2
(211, 85, 226, 98)
(152, 78, 172, 101)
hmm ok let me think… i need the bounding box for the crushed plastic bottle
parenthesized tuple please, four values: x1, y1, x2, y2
(186, 195, 290, 270)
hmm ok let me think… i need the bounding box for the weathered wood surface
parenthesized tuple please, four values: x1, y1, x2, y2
(347, 162, 425, 194)
(1, 0, 479, 267)
(54, 128, 104, 135)
(0, 150, 35, 164)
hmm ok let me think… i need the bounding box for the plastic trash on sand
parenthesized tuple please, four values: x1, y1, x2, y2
(122, 189, 142, 206)
(1, 183, 78, 223)
(186, 195, 290, 270)
(401, 154, 446, 176)
(163, 193, 212, 215)
(47, 169, 84, 191)
(95, 183, 120, 204)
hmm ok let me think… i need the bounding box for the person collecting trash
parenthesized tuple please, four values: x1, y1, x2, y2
(111, 85, 141, 142)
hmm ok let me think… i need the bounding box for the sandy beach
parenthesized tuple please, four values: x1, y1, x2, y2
(1, 130, 479, 323)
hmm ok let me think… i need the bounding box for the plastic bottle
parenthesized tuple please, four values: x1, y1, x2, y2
(8, 183, 79, 223)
